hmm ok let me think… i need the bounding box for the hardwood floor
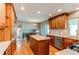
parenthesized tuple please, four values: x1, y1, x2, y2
(49, 45, 59, 55)
(13, 40, 59, 55)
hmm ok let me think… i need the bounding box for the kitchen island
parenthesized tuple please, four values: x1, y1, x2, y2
(30, 35, 49, 55)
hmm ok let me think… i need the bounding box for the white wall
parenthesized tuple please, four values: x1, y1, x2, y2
(69, 11, 79, 19)
(39, 21, 49, 36)
(17, 21, 38, 33)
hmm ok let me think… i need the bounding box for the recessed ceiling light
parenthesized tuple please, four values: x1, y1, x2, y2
(37, 11, 41, 14)
(21, 6, 25, 10)
(58, 9, 62, 12)
(75, 8, 79, 10)
(49, 13, 52, 16)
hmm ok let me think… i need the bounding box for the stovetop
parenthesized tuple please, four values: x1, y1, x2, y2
(69, 43, 79, 52)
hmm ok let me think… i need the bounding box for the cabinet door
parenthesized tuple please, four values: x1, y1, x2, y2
(0, 30, 4, 41)
(0, 4, 5, 25)
(56, 15, 66, 29)
(48, 35, 54, 46)
(5, 44, 12, 55)
(59, 15, 66, 29)
(51, 19, 56, 29)
(49, 20, 52, 29)
(55, 17, 59, 29)
(48, 13, 68, 29)
(63, 38, 75, 48)
(11, 40, 16, 54)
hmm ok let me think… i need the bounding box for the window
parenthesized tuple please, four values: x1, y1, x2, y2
(68, 18, 78, 35)
(40, 23, 49, 36)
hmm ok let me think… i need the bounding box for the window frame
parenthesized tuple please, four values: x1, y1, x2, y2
(68, 18, 79, 36)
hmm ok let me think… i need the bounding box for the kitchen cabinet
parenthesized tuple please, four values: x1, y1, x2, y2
(4, 42, 12, 55)
(0, 3, 16, 41)
(49, 13, 68, 29)
(47, 35, 54, 46)
(11, 40, 16, 54)
(51, 18, 56, 29)
(0, 30, 4, 41)
(4, 40, 16, 55)
(4, 3, 14, 41)
(0, 4, 6, 41)
(30, 35, 49, 55)
(63, 38, 76, 49)
(47, 35, 76, 49)
(27, 32, 36, 41)
(0, 4, 5, 27)
(49, 20, 52, 29)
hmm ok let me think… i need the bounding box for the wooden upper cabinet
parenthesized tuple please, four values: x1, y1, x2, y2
(0, 3, 16, 41)
(51, 19, 56, 29)
(59, 14, 68, 29)
(49, 20, 52, 29)
(49, 13, 68, 29)
(0, 4, 6, 28)
(4, 3, 16, 41)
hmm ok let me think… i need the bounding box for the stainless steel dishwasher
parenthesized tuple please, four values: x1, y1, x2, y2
(54, 36, 62, 49)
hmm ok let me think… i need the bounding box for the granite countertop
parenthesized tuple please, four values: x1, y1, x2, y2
(30, 35, 50, 41)
(48, 34, 79, 40)
(0, 41, 11, 55)
(55, 49, 79, 55)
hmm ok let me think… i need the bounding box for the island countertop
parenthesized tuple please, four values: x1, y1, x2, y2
(30, 35, 50, 41)
(0, 41, 11, 55)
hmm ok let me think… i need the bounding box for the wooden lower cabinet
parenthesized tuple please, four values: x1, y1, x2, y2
(62, 38, 76, 48)
(47, 35, 76, 49)
(4, 43, 12, 55)
(47, 35, 54, 46)
(30, 37, 49, 55)
(11, 40, 16, 55)
(4, 40, 16, 55)
(0, 29, 4, 41)
(27, 33, 36, 41)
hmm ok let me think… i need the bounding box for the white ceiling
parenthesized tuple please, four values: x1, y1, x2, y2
(13, 3, 79, 23)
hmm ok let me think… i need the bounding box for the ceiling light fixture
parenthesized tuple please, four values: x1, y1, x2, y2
(58, 9, 62, 12)
(37, 11, 41, 14)
(21, 6, 25, 10)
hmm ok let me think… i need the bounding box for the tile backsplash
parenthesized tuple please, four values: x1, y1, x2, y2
(49, 29, 69, 36)
(49, 29, 61, 35)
